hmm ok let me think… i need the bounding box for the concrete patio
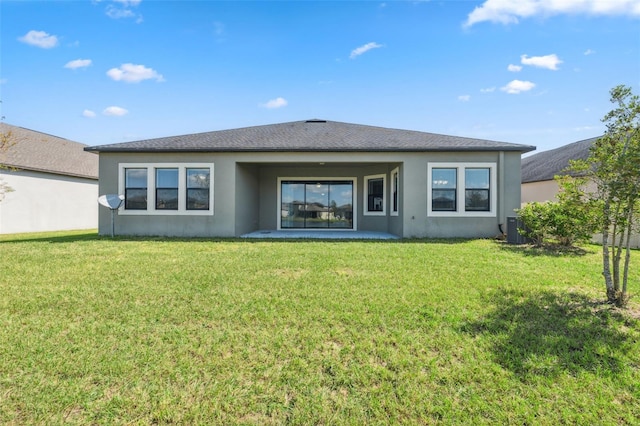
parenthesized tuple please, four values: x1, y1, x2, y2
(240, 230, 400, 240)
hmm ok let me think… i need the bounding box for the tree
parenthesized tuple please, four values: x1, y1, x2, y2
(572, 85, 640, 307)
(0, 126, 16, 202)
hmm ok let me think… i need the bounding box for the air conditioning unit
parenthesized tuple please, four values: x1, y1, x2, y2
(506, 216, 529, 244)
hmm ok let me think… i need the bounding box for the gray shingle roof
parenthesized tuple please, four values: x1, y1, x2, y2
(85, 120, 536, 153)
(521, 136, 599, 183)
(0, 123, 98, 179)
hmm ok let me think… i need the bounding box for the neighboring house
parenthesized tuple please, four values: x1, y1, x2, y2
(521, 136, 598, 203)
(85, 119, 535, 238)
(0, 123, 99, 234)
(521, 136, 639, 248)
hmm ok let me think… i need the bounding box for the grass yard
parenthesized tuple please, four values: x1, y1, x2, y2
(0, 231, 639, 424)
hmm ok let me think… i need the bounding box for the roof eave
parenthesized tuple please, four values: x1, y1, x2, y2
(1, 164, 98, 180)
(84, 146, 537, 154)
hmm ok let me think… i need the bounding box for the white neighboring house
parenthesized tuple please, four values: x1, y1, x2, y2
(0, 123, 99, 234)
(521, 136, 639, 248)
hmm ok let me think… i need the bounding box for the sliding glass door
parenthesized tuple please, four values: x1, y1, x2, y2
(281, 180, 353, 229)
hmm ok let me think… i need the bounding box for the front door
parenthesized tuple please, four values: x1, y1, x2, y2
(280, 180, 353, 229)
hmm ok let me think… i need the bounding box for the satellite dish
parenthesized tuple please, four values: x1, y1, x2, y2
(98, 194, 124, 209)
(98, 194, 124, 237)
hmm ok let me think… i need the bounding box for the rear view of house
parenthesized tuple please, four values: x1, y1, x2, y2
(0, 123, 98, 234)
(86, 119, 535, 238)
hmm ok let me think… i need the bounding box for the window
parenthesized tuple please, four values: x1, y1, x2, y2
(391, 167, 399, 216)
(427, 163, 496, 217)
(364, 174, 386, 215)
(125, 168, 147, 210)
(186, 168, 210, 210)
(431, 168, 457, 211)
(119, 163, 213, 215)
(465, 168, 490, 212)
(156, 168, 178, 210)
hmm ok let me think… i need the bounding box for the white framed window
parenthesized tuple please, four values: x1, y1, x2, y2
(364, 173, 386, 216)
(118, 163, 214, 216)
(390, 167, 399, 216)
(427, 162, 496, 217)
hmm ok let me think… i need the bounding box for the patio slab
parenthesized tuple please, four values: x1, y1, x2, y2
(240, 230, 400, 240)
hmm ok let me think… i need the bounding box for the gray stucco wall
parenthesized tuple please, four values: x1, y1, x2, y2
(98, 152, 234, 237)
(401, 151, 521, 238)
(235, 164, 259, 236)
(97, 150, 522, 239)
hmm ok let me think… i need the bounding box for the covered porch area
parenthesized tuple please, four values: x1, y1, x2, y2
(234, 159, 403, 237)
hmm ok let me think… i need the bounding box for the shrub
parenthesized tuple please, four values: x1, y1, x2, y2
(517, 176, 600, 247)
(517, 201, 552, 246)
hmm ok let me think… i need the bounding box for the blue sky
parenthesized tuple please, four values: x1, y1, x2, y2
(1, 0, 639, 153)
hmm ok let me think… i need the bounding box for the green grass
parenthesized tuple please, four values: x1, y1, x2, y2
(1, 230, 639, 424)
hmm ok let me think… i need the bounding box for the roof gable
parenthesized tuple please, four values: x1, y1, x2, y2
(85, 120, 536, 153)
(1, 123, 98, 179)
(521, 136, 599, 183)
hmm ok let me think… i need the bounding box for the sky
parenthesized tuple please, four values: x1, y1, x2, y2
(1, 0, 639, 153)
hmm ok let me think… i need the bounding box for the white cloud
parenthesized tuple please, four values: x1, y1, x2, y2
(213, 21, 225, 36)
(211, 21, 226, 42)
(464, 0, 640, 27)
(584, 49, 596, 55)
(106, 63, 164, 83)
(480, 87, 496, 93)
(64, 59, 92, 70)
(350, 42, 384, 59)
(83, 109, 97, 118)
(106, 6, 135, 19)
(106, 0, 143, 22)
(103, 106, 129, 116)
(521, 54, 562, 70)
(113, 0, 142, 6)
(507, 64, 522, 72)
(18, 30, 59, 49)
(458, 95, 471, 102)
(261, 97, 288, 109)
(501, 79, 536, 94)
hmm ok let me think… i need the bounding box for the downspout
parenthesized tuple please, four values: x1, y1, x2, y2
(498, 151, 505, 235)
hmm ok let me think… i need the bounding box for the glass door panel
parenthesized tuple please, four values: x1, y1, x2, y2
(329, 182, 353, 228)
(305, 183, 328, 228)
(281, 180, 353, 229)
(281, 182, 305, 228)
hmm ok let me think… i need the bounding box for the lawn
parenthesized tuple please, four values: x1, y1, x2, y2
(1, 231, 639, 424)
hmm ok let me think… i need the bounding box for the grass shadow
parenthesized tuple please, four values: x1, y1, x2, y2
(461, 289, 637, 380)
(495, 240, 593, 257)
(0, 231, 103, 244)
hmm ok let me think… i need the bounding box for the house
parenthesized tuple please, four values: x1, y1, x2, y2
(85, 119, 535, 238)
(521, 136, 639, 248)
(521, 136, 598, 203)
(0, 123, 99, 234)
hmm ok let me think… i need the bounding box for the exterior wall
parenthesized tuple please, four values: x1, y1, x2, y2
(402, 151, 521, 238)
(235, 164, 260, 236)
(521, 180, 560, 204)
(98, 152, 237, 237)
(0, 169, 98, 234)
(98, 150, 523, 239)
